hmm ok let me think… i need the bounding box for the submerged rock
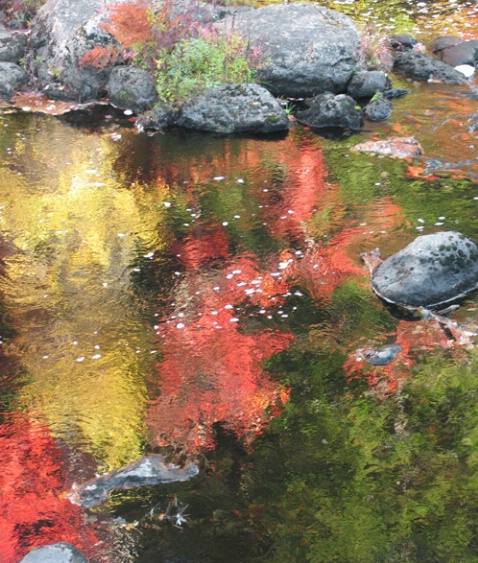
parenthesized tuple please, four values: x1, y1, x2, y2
(19, 543, 87, 563)
(393, 51, 469, 84)
(230, 3, 360, 97)
(296, 93, 364, 131)
(430, 35, 463, 55)
(352, 136, 423, 159)
(363, 344, 402, 366)
(177, 83, 289, 135)
(365, 232, 478, 309)
(71, 454, 199, 508)
(107, 66, 158, 113)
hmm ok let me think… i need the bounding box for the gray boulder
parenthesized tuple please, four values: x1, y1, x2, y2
(438, 40, 478, 67)
(393, 51, 469, 84)
(19, 543, 87, 563)
(229, 3, 360, 97)
(107, 66, 158, 113)
(368, 231, 478, 309)
(364, 96, 392, 121)
(296, 93, 364, 131)
(71, 454, 199, 508)
(177, 83, 289, 135)
(347, 70, 392, 99)
(136, 105, 180, 131)
(0, 61, 27, 97)
(0, 28, 27, 63)
(30, 0, 116, 101)
(430, 36, 463, 55)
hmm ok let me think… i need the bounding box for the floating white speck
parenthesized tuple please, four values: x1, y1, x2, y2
(226, 274, 233, 279)
(294, 291, 304, 297)
(259, 309, 266, 314)
(76, 357, 85, 363)
(144, 252, 154, 258)
(438, 216, 445, 220)
(225, 304, 233, 309)
(183, 223, 190, 227)
(278, 262, 290, 270)
(237, 282, 247, 287)
(43, 355, 49, 359)
(94, 345, 100, 349)
(164, 201, 172, 207)
(287, 210, 294, 214)
(124, 109, 133, 116)
(232, 270, 242, 275)
(176, 323, 185, 329)
(435, 222, 444, 226)
(223, 221, 229, 226)
(102, 282, 108, 287)
(73, 341, 78, 345)
(211, 311, 218, 315)
(230, 318, 239, 322)
(92, 354, 101, 360)
(237, 178, 245, 183)
(213, 286, 220, 291)
(117, 233, 126, 237)
(417, 218, 425, 224)
(214, 176, 225, 181)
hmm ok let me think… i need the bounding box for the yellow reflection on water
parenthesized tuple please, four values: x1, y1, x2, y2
(0, 119, 169, 470)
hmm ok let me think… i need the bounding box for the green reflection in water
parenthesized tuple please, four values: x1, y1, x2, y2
(0, 115, 170, 469)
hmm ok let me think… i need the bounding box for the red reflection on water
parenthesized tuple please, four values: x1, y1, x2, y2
(150, 230, 293, 453)
(0, 414, 100, 563)
(344, 319, 454, 397)
(172, 225, 231, 269)
(149, 306, 292, 453)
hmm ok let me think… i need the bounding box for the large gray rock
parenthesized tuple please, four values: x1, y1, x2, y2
(0, 28, 27, 63)
(19, 543, 87, 563)
(107, 66, 158, 112)
(393, 52, 469, 84)
(30, 0, 116, 101)
(177, 83, 289, 134)
(71, 454, 199, 508)
(368, 231, 478, 309)
(229, 3, 360, 97)
(0, 61, 27, 97)
(296, 93, 364, 131)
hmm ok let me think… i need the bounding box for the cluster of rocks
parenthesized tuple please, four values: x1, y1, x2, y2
(0, 0, 475, 136)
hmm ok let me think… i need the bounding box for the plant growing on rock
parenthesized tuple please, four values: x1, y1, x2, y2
(79, 0, 261, 103)
(0, 0, 46, 28)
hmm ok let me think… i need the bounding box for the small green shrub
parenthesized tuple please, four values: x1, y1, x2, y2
(155, 31, 258, 103)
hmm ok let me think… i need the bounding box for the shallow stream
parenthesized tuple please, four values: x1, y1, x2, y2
(1, 1, 478, 562)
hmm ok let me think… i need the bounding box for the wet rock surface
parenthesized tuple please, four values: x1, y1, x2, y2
(0, 27, 27, 63)
(364, 96, 392, 121)
(296, 93, 364, 131)
(71, 454, 199, 508)
(136, 105, 180, 132)
(231, 3, 360, 97)
(0, 61, 27, 97)
(346, 71, 391, 99)
(437, 39, 478, 67)
(352, 136, 423, 159)
(177, 83, 289, 134)
(19, 543, 87, 563)
(370, 232, 478, 309)
(363, 344, 403, 366)
(393, 51, 469, 84)
(107, 66, 158, 113)
(30, 0, 115, 101)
